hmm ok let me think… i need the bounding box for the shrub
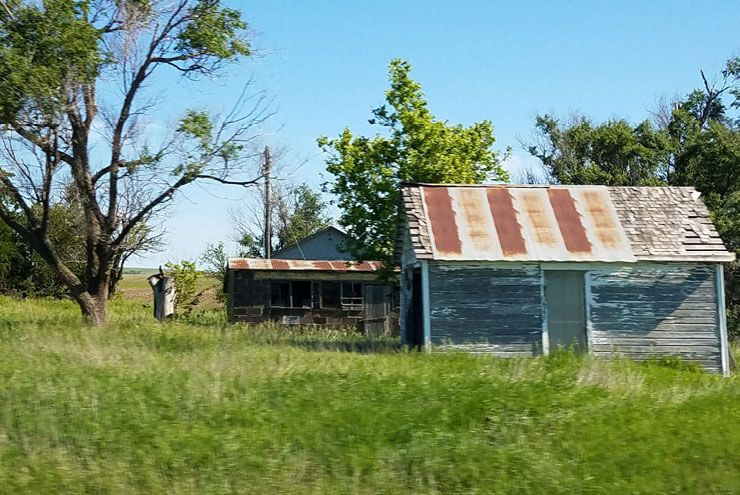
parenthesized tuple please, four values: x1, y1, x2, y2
(164, 260, 200, 315)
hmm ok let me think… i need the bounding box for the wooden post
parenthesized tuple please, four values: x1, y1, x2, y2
(263, 145, 271, 259)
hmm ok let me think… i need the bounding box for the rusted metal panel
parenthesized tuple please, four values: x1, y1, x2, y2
(547, 188, 592, 254)
(271, 259, 290, 270)
(418, 185, 636, 262)
(227, 258, 384, 272)
(487, 188, 527, 256)
(516, 189, 566, 260)
(423, 186, 462, 257)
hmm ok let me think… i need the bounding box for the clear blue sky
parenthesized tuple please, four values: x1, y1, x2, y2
(131, 0, 740, 267)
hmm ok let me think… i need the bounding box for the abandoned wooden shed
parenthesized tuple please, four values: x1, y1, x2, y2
(225, 258, 396, 335)
(398, 183, 735, 374)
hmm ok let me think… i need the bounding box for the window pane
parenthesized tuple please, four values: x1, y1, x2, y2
(292, 281, 312, 308)
(321, 282, 341, 308)
(270, 282, 290, 307)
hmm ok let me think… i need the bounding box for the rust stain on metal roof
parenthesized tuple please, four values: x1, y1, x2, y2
(547, 188, 592, 254)
(456, 188, 499, 255)
(227, 258, 383, 272)
(518, 189, 559, 247)
(271, 259, 290, 270)
(230, 259, 248, 269)
(408, 184, 636, 262)
(487, 188, 527, 256)
(423, 186, 463, 256)
(582, 190, 620, 249)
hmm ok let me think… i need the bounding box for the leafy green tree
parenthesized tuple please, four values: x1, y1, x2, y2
(235, 233, 263, 258)
(0, 218, 32, 293)
(527, 116, 671, 186)
(230, 182, 330, 256)
(0, 0, 262, 324)
(319, 59, 508, 267)
(200, 242, 229, 280)
(164, 260, 200, 315)
(274, 184, 330, 251)
(526, 56, 740, 336)
(665, 59, 740, 335)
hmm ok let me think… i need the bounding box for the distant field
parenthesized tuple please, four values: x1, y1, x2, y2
(116, 269, 223, 310)
(0, 296, 739, 493)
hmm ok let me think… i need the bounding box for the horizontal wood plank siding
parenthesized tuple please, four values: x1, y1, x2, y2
(589, 263, 722, 372)
(428, 263, 542, 356)
(227, 270, 395, 331)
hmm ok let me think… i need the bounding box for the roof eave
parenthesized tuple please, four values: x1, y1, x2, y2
(634, 254, 737, 263)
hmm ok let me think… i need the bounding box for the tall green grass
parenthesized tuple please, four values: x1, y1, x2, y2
(0, 296, 739, 493)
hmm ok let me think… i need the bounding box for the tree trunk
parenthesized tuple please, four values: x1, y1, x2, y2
(77, 295, 108, 325)
(75, 291, 108, 325)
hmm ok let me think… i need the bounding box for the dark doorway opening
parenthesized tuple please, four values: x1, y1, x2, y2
(407, 268, 425, 349)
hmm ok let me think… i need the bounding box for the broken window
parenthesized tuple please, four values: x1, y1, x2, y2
(292, 281, 313, 308)
(269, 281, 314, 308)
(321, 281, 341, 308)
(270, 281, 291, 307)
(341, 282, 364, 310)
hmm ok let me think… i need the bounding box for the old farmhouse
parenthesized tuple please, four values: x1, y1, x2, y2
(226, 227, 396, 335)
(398, 184, 735, 374)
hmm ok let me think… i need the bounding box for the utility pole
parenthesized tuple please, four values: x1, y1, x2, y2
(262, 146, 271, 259)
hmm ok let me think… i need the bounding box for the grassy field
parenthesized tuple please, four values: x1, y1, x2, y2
(1, 296, 739, 494)
(116, 269, 224, 310)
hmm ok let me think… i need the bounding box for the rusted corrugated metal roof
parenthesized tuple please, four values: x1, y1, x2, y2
(416, 185, 634, 262)
(227, 258, 384, 272)
(401, 184, 736, 263)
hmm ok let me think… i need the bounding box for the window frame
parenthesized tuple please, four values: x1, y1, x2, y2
(340, 281, 364, 311)
(319, 281, 342, 309)
(269, 280, 314, 309)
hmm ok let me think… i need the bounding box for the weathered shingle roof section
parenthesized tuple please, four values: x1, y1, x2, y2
(402, 185, 433, 260)
(400, 184, 735, 263)
(607, 186, 732, 261)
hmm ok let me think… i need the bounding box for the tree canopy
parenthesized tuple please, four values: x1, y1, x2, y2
(320, 59, 508, 268)
(528, 117, 671, 186)
(231, 182, 330, 257)
(0, 0, 264, 323)
(526, 56, 740, 335)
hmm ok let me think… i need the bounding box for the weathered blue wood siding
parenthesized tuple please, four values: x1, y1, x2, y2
(272, 227, 353, 260)
(427, 263, 543, 356)
(405, 259, 725, 372)
(588, 263, 723, 372)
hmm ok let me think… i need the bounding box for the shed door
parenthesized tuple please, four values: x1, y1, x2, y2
(545, 271, 587, 353)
